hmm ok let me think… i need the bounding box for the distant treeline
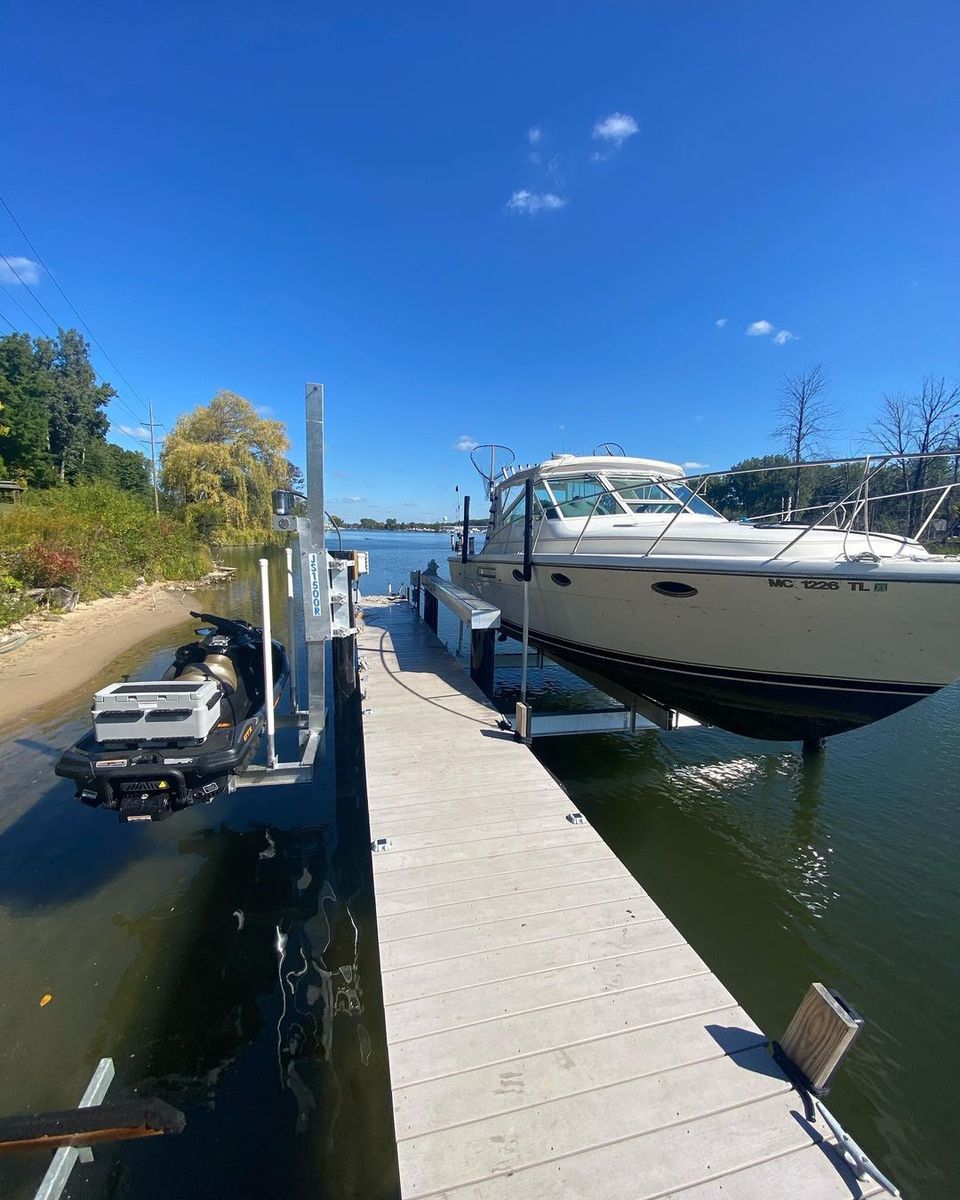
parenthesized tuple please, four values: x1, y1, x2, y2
(335, 517, 486, 532)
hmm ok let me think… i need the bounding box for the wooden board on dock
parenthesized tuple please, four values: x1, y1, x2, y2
(359, 601, 881, 1199)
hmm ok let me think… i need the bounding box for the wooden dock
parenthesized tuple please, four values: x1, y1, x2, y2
(359, 599, 882, 1199)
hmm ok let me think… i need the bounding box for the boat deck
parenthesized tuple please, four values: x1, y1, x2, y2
(359, 599, 881, 1199)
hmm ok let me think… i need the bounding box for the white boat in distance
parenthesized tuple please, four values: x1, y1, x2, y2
(450, 450, 960, 741)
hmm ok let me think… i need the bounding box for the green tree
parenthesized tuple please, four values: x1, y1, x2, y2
(0, 332, 57, 486)
(160, 390, 293, 536)
(81, 441, 152, 496)
(33, 330, 113, 483)
(704, 455, 794, 519)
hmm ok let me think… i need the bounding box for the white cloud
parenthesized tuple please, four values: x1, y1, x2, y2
(453, 435, 479, 452)
(715, 318, 728, 328)
(0, 255, 42, 285)
(118, 424, 149, 439)
(682, 461, 710, 471)
(746, 319, 774, 336)
(773, 329, 796, 345)
(505, 189, 568, 215)
(255, 403, 274, 416)
(591, 112, 639, 158)
(527, 126, 542, 145)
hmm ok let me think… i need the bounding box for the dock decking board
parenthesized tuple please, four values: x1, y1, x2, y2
(360, 601, 879, 1199)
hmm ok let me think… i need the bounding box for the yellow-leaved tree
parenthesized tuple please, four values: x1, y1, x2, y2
(161, 391, 294, 539)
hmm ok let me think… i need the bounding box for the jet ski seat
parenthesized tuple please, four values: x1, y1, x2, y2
(179, 653, 239, 695)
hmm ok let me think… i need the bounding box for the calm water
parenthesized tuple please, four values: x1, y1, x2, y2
(0, 533, 956, 1198)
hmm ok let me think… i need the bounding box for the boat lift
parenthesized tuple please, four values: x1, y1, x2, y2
(235, 382, 355, 789)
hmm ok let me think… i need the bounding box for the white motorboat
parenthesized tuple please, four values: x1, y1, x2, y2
(450, 451, 960, 741)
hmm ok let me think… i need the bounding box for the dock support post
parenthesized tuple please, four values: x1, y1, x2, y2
(461, 496, 471, 564)
(424, 588, 439, 634)
(803, 736, 827, 754)
(470, 628, 496, 698)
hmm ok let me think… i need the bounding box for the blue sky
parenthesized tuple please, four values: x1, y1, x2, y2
(2, 2, 957, 521)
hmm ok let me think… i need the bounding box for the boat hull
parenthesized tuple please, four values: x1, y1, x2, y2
(451, 555, 960, 741)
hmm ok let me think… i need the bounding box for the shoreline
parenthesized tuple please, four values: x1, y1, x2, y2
(0, 583, 210, 728)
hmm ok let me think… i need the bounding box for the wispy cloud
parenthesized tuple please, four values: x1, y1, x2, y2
(118, 424, 149, 439)
(505, 189, 568, 215)
(255, 403, 274, 416)
(682, 461, 710, 471)
(773, 329, 796, 345)
(453, 434, 479, 452)
(331, 495, 365, 504)
(527, 126, 542, 145)
(0, 255, 42, 285)
(746, 319, 774, 337)
(715, 318, 728, 328)
(591, 112, 639, 159)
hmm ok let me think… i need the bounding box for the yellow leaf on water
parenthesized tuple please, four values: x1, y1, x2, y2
(39, 994, 53, 1007)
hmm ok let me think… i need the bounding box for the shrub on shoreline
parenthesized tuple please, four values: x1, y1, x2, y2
(0, 483, 213, 623)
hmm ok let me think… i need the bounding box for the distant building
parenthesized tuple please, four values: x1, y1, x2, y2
(0, 481, 24, 511)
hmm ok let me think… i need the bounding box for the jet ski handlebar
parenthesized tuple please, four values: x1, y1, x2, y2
(189, 612, 257, 639)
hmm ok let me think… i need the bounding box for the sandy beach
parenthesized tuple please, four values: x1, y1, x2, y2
(0, 585, 203, 727)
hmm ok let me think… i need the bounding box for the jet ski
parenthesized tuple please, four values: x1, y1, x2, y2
(55, 612, 290, 822)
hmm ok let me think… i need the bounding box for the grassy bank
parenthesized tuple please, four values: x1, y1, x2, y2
(0, 483, 213, 627)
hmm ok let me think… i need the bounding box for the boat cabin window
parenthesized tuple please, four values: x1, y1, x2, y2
(540, 475, 620, 519)
(670, 483, 723, 518)
(604, 476, 684, 515)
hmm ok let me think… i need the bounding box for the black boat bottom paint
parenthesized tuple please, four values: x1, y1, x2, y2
(499, 619, 938, 740)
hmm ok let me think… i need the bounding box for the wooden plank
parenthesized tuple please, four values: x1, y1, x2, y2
(375, 856, 635, 915)
(377, 874, 645, 942)
(0, 1099, 185, 1154)
(378, 894, 666, 969)
(392, 1006, 764, 1138)
(385, 972, 736, 1087)
(780, 982, 861, 1091)
(396, 1045, 789, 1196)
(382, 917, 684, 1003)
(385, 943, 709, 1043)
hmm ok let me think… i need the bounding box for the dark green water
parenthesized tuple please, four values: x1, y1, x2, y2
(0, 536, 956, 1198)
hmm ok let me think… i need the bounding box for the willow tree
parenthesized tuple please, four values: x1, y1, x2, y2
(161, 391, 293, 536)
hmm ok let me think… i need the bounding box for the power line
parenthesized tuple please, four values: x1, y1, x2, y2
(0, 308, 17, 332)
(0, 278, 52, 337)
(0, 194, 151, 415)
(0, 250, 70, 343)
(0, 206, 163, 500)
(0, 263, 151, 429)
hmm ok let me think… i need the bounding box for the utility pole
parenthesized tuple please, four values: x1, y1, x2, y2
(147, 400, 160, 516)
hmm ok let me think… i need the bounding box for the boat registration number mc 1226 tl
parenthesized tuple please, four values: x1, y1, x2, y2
(767, 578, 889, 593)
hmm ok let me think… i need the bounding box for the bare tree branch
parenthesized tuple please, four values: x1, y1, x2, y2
(770, 363, 838, 513)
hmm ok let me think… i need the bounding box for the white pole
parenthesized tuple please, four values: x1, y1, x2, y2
(259, 557, 277, 768)
(285, 546, 299, 712)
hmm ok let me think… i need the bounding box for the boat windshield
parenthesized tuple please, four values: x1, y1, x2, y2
(603, 476, 722, 518)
